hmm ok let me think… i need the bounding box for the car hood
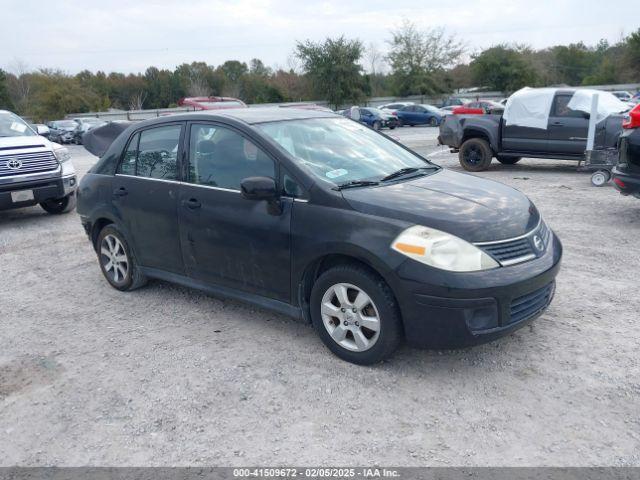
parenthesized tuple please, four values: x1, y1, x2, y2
(341, 169, 539, 243)
(0, 135, 53, 151)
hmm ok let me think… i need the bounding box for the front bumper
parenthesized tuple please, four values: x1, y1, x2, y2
(0, 173, 77, 211)
(383, 118, 399, 128)
(390, 232, 563, 348)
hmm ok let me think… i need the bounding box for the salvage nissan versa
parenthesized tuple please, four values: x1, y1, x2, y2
(77, 108, 562, 365)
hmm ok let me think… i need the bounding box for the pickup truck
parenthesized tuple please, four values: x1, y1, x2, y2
(438, 88, 627, 172)
(0, 110, 77, 214)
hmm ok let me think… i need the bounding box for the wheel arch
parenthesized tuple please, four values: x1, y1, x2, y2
(461, 127, 498, 153)
(297, 251, 400, 325)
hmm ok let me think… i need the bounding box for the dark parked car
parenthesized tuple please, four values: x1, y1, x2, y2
(48, 120, 79, 144)
(439, 88, 629, 171)
(77, 108, 561, 364)
(612, 104, 640, 198)
(396, 104, 443, 127)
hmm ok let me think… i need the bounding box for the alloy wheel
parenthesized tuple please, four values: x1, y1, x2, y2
(320, 283, 381, 352)
(100, 234, 129, 283)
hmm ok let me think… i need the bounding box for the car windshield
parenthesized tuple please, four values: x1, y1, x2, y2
(0, 112, 36, 137)
(56, 120, 78, 129)
(258, 117, 432, 186)
(367, 108, 385, 115)
(422, 105, 440, 113)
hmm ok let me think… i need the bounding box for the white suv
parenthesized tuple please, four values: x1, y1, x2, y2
(0, 110, 77, 214)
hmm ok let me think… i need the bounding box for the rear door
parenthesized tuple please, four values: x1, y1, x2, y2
(178, 122, 292, 302)
(547, 93, 589, 155)
(112, 123, 185, 274)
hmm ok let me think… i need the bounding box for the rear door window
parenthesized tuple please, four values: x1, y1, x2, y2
(118, 125, 182, 180)
(137, 125, 182, 180)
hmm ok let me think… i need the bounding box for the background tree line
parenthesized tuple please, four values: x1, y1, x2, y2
(1, 22, 639, 122)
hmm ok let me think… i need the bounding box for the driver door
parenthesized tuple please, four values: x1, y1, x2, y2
(178, 122, 292, 302)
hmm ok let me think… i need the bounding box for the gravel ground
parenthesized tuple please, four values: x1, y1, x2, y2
(1, 126, 639, 466)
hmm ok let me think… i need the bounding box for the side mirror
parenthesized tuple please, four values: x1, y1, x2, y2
(36, 125, 50, 137)
(241, 176, 278, 201)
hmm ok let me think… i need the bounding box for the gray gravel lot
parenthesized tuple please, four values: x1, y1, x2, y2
(1, 126, 639, 466)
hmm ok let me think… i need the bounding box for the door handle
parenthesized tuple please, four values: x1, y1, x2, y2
(183, 198, 201, 210)
(113, 187, 128, 197)
(551, 121, 563, 126)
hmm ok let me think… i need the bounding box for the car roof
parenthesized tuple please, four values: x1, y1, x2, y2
(149, 107, 338, 125)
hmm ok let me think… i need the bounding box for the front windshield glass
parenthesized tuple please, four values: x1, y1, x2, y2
(0, 112, 36, 138)
(258, 117, 432, 186)
(56, 120, 78, 129)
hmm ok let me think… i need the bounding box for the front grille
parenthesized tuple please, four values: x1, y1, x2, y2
(508, 281, 555, 325)
(476, 220, 551, 266)
(0, 151, 59, 177)
(481, 237, 535, 265)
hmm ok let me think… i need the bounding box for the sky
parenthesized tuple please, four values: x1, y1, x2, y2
(1, 0, 637, 75)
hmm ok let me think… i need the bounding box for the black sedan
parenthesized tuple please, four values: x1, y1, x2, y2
(612, 104, 640, 198)
(77, 108, 561, 365)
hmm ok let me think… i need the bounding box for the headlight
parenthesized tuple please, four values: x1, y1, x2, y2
(52, 145, 71, 163)
(391, 225, 499, 272)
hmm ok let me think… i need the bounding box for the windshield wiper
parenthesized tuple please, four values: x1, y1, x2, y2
(380, 166, 434, 182)
(333, 180, 380, 190)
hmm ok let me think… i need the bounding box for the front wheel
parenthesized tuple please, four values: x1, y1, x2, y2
(40, 193, 76, 214)
(429, 116, 438, 127)
(458, 138, 493, 172)
(310, 264, 402, 365)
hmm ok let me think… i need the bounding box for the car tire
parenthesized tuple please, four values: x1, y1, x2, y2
(429, 117, 438, 127)
(591, 170, 611, 187)
(459, 138, 493, 172)
(389, 125, 396, 130)
(40, 193, 76, 214)
(96, 224, 147, 292)
(496, 156, 521, 165)
(310, 264, 402, 365)
(372, 121, 381, 131)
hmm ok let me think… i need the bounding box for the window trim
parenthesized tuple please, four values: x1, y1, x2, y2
(183, 120, 281, 193)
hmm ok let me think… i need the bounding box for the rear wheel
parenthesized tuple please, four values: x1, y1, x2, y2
(497, 156, 521, 165)
(96, 225, 147, 291)
(310, 264, 402, 365)
(40, 193, 76, 214)
(459, 138, 493, 172)
(372, 121, 381, 131)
